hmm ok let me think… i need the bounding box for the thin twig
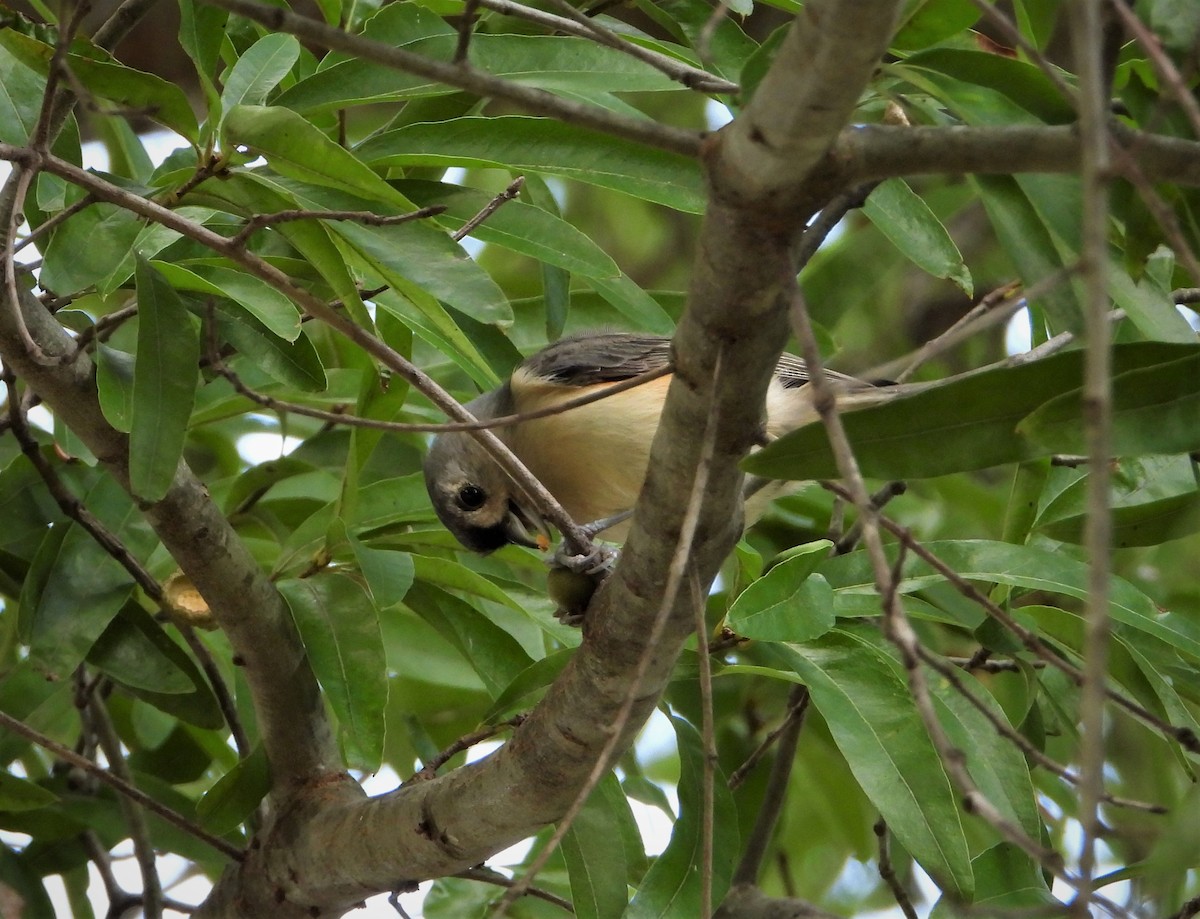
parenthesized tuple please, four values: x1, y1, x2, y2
(14, 191, 96, 253)
(2, 166, 57, 366)
(794, 182, 879, 270)
(408, 716, 526, 781)
(230, 204, 446, 248)
(459, 866, 575, 913)
(820, 480, 1200, 755)
(1073, 0, 1115, 909)
(1173, 287, 1200, 304)
(691, 572, 715, 918)
(731, 685, 809, 885)
(727, 686, 809, 792)
(454, 0, 481, 63)
(1107, 0, 1200, 139)
(86, 689, 164, 919)
(916, 645, 1166, 814)
(452, 176, 525, 241)
(538, 0, 736, 93)
(492, 346, 727, 915)
(875, 819, 919, 919)
(0, 709, 244, 860)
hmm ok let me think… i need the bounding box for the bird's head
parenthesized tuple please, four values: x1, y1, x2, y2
(423, 431, 549, 554)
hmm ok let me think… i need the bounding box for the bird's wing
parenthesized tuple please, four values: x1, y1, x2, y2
(517, 333, 673, 387)
(774, 352, 875, 391)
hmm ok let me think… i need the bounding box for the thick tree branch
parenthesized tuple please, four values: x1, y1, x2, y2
(831, 122, 1200, 187)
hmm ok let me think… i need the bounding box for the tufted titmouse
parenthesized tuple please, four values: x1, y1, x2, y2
(423, 332, 890, 555)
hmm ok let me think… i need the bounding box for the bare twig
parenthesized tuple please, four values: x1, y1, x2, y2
(454, 0, 481, 63)
(86, 690, 164, 918)
(1173, 287, 1200, 304)
(408, 716, 526, 781)
(727, 686, 809, 792)
(1073, 0, 1115, 908)
(492, 346, 726, 915)
(875, 819, 919, 919)
(452, 176, 525, 241)
(539, 0, 735, 93)
(732, 685, 810, 885)
(0, 708, 243, 860)
(14, 192, 95, 253)
(1108, 0, 1200, 139)
(230, 204, 446, 248)
(691, 572, 715, 918)
(459, 866, 574, 912)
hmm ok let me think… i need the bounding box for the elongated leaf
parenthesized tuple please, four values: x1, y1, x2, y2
(402, 583, 532, 697)
(863, 178, 973, 296)
(398, 179, 620, 279)
(726, 549, 835, 642)
(220, 33, 300, 115)
(1019, 352, 1200, 457)
(40, 202, 143, 295)
(0, 30, 198, 141)
(152, 262, 302, 341)
(88, 604, 223, 728)
(223, 104, 411, 209)
(562, 773, 642, 919)
(874, 539, 1200, 661)
(130, 257, 199, 502)
(279, 572, 388, 770)
(771, 632, 974, 896)
(411, 555, 525, 612)
(350, 539, 415, 610)
(356, 116, 705, 213)
(196, 746, 270, 835)
(0, 41, 45, 144)
(744, 343, 1200, 481)
(274, 178, 513, 328)
(20, 478, 151, 680)
(626, 716, 739, 918)
(95, 344, 135, 433)
(217, 306, 327, 393)
(0, 773, 58, 811)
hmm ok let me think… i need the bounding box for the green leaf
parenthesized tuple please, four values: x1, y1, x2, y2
(0, 30, 198, 141)
(771, 632, 974, 896)
(178, 0, 227, 107)
(626, 716, 739, 917)
(152, 262, 303, 341)
(40, 203, 143, 296)
(891, 0, 981, 51)
(411, 555, 526, 613)
(483, 649, 575, 723)
(863, 178, 973, 297)
(1019, 352, 1200, 458)
(280, 572, 388, 770)
(196, 746, 270, 835)
(279, 34, 678, 114)
(726, 550, 836, 642)
(87, 604, 224, 728)
(217, 306, 327, 393)
(20, 478, 150, 680)
(130, 257, 199, 502)
(95, 344, 135, 433)
(220, 33, 301, 115)
(887, 539, 1200, 661)
(223, 104, 412, 209)
(402, 582, 533, 697)
(1036, 456, 1200, 547)
(350, 538, 415, 610)
(930, 843, 1055, 917)
(0, 41, 45, 144)
(562, 773, 642, 919)
(0, 772, 58, 811)
(398, 179, 620, 280)
(356, 116, 705, 214)
(744, 343, 1200, 481)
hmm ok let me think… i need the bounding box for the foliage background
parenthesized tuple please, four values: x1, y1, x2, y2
(0, 0, 1199, 916)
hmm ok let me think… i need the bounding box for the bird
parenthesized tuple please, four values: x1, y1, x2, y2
(423, 331, 887, 556)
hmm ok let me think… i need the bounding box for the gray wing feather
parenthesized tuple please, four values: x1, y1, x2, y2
(519, 333, 673, 386)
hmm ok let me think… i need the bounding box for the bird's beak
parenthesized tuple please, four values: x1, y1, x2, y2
(503, 500, 551, 551)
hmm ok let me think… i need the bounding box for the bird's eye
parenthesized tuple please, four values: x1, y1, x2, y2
(456, 484, 488, 511)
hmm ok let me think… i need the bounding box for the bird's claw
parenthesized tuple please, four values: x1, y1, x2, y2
(551, 542, 619, 576)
